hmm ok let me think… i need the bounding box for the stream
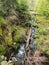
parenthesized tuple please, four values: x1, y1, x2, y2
(16, 20, 36, 65)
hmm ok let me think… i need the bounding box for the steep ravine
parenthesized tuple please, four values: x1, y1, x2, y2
(15, 20, 49, 65)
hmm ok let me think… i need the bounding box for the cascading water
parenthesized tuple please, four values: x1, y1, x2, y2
(16, 19, 36, 65)
(16, 44, 25, 64)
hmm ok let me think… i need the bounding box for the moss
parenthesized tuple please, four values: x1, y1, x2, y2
(0, 45, 6, 55)
(0, 17, 7, 25)
(5, 36, 12, 46)
(0, 27, 2, 35)
(13, 26, 26, 42)
(14, 32, 22, 42)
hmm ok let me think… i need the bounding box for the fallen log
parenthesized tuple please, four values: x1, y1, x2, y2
(26, 28, 32, 49)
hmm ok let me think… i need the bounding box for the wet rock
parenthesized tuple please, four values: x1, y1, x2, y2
(8, 59, 19, 65)
(0, 55, 7, 61)
(8, 60, 14, 65)
(1, 61, 8, 65)
(8, 62, 13, 65)
(1, 55, 4, 60)
(12, 57, 17, 62)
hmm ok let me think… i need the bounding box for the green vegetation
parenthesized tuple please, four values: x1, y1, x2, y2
(33, 0, 49, 55)
(35, 0, 49, 18)
(34, 17, 49, 55)
(0, 0, 31, 57)
(0, 0, 49, 62)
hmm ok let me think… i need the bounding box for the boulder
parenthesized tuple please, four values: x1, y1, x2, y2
(1, 61, 8, 65)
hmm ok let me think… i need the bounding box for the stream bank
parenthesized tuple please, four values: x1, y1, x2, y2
(0, 20, 49, 65)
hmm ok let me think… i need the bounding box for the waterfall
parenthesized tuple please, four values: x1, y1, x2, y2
(16, 19, 36, 65)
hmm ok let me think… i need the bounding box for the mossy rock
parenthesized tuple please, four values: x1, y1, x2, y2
(5, 36, 12, 46)
(0, 45, 6, 55)
(13, 26, 26, 42)
(0, 17, 7, 25)
(0, 27, 2, 35)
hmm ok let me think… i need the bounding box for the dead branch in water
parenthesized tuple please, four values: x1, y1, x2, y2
(25, 28, 32, 65)
(24, 28, 49, 65)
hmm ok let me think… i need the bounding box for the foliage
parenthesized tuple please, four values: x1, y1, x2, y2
(33, 0, 49, 55)
(33, 16, 49, 55)
(16, 0, 30, 11)
(13, 26, 26, 42)
(0, 45, 6, 55)
(35, 0, 49, 18)
(0, 17, 7, 25)
(0, 0, 31, 56)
